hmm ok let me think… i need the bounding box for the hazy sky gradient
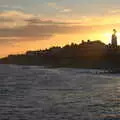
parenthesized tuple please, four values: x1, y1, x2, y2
(1, 0, 120, 57)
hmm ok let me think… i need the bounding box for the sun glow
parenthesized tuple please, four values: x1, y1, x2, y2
(104, 32, 120, 45)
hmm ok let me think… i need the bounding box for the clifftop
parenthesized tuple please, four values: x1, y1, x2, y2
(1, 39, 120, 69)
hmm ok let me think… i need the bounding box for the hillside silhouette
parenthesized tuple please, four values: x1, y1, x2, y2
(1, 39, 120, 69)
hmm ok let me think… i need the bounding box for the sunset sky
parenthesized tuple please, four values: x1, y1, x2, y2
(1, 0, 120, 57)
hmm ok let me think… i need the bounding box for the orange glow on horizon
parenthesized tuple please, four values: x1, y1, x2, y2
(1, 30, 120, 58)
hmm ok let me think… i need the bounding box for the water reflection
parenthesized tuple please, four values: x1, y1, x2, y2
(0, 65, 120, 120)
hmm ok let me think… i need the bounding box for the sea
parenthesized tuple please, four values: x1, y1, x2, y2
(0, 64, 120, 120)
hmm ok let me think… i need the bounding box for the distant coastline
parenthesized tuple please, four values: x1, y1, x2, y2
(1, 39, 120, 70)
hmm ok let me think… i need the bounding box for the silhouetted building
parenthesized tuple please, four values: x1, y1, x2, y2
(111, 29, 117, 47)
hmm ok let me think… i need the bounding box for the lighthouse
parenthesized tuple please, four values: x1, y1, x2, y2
(111, 29, 117, 47)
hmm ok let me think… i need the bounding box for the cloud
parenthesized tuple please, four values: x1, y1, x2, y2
(0, 5, 24, 10)
(25, 17, 78, 25)
(47, 2, 72, 13)
(0, 11, 34, 28)
(1, 10, 120, 28)
(0, 24, 88, 38)
(0, 38, 17, 46)
(60, 9, 72, 13)
(0, 35, 52, 46)
(0, 10, 120, 45)
(108, 9, 120, 14)
(0, 11, 86, 39)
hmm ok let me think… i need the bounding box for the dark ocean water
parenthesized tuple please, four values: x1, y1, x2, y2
(0, 64, 120, 120)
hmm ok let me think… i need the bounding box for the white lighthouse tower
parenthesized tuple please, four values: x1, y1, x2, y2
(111, 29, 117, 47)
